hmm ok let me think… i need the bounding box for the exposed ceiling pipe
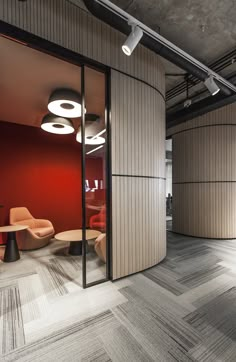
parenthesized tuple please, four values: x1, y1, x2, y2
(167, 74, 236, 128)
(166, 48, 236, 101)
(83, 0, 236, 97)
(167, 73, 236, 114)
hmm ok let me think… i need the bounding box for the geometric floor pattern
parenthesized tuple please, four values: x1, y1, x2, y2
(1, 231, 236, 361)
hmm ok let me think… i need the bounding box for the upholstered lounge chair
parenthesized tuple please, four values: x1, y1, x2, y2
(94, 233, 106, 263)
(10, 207, 54, 250)
(89, 205, 106, 232)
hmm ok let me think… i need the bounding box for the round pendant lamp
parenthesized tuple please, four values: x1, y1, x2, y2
(76, 132, 105, 145)
(48, 89, 82, 118)
(41, 114, 75, 134)
(76, 113, 105, 144)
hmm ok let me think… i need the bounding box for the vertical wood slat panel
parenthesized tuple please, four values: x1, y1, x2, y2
(112, 177, 166, 279)
(111, 70, 166, 279)
(167, 102, 236, 138)
(173, 126, 236, 183)
(170, 104, 236, 239)
(173, 183, 236, 238)
(0, 0, 165, 96)
(111, 71, 165, 179)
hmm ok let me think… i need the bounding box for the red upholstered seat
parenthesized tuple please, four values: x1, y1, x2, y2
(89, 205, 106, 232)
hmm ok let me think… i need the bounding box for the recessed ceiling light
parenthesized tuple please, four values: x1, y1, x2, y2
(48, 89, 82, 118)
(41, 114, 75, 134)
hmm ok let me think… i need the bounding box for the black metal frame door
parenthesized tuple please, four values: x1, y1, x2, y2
(81, 65, 87, 288)
(82, 66, 112, 288)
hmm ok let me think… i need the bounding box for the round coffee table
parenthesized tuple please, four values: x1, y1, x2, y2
(0, 225, 28, 262)
(55, 229, 101, 255)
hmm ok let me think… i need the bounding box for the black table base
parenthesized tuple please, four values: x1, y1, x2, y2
(4, 231, 20, 262)
(68, 241, 89, 256)
(69, 241, 82, 255)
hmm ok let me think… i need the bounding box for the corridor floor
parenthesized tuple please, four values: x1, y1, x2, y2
(1, 231, 236, 361)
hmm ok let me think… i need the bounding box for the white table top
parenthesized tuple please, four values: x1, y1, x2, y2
(55, 229, 101, 242)
(0, 225, 28, 232)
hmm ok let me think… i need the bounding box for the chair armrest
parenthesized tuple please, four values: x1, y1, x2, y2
(34, 219, 53, 228)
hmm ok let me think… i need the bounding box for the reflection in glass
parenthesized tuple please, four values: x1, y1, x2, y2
(84, 66, 107, 285)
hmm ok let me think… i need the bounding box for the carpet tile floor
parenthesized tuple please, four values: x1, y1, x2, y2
(1, 231, 236, 361)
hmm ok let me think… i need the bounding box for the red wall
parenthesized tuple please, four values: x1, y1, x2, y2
(0, 121, 103, 243)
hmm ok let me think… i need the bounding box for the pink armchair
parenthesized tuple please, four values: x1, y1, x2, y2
(10, 207, 54, 250)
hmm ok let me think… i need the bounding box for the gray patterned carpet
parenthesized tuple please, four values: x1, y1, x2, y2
(1, 232, 236, 361)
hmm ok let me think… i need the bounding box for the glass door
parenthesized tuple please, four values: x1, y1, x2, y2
(80, 65, 110, 287)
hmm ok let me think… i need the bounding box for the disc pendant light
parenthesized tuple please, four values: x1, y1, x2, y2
(48, 89, 82, 118)
(41, 114, 75, 134)
(76, 113, 105, 144)
(76, 132, 105, 145)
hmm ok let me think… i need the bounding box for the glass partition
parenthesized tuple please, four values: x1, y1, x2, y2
(80, 66, 109, 287)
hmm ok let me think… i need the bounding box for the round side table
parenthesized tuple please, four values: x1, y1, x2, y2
(0, 225, 28, 262)
(55, 229, 101, 255)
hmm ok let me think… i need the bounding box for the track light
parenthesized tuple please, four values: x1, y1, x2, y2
(122, 25, 143, 56)
(41, 114, 74, 134)
(204, 75, 220, 96)
(48, 89, 82, 118)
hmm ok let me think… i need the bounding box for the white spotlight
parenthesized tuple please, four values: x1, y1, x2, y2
(122, 25, 143, 56)
(204, 75, 220, 96)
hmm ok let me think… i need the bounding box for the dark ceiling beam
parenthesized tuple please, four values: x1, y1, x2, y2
(166, 48, 236, 101)
(167, 93, 236, 129)
(167, 72, 236, 112)
(167, 73, 236, 128)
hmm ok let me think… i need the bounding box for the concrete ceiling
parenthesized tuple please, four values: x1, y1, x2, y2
(112, 0, 236, 62)
(111, 0, 236, 108)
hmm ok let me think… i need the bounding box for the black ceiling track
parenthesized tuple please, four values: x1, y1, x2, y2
(167, 72, 236, 127)
(166, 48, 236, 101)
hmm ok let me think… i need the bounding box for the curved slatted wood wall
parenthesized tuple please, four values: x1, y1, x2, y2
(167, 103, 236, 239)
(111, 71, 166, 278)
